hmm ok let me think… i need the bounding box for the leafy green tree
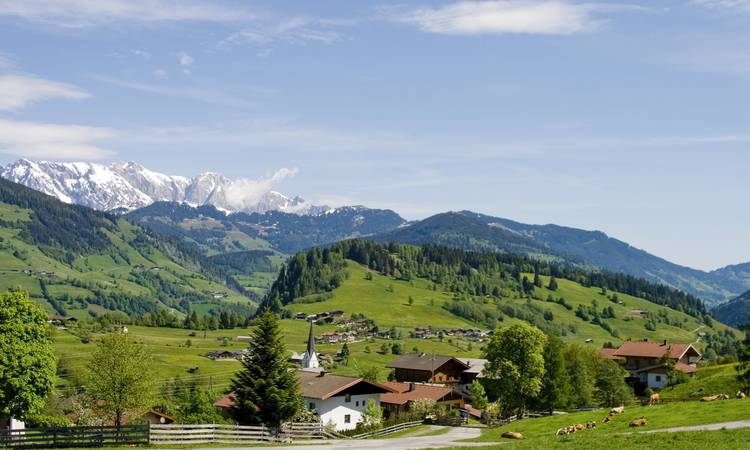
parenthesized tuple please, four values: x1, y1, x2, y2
(361, 399, 383, 428)
(533, 335, 571, 413)
(469, 380, 488, 410)
(483, 323, 547, 416)
(595, 359, 632, 407)
(548, 277, 558, 291)
(564, 344, 599, 408)
(0, 291, 56, 420)
(409, 398, 437, 420)
(86, 331, 156, 427)
(231, 309, 301, 427)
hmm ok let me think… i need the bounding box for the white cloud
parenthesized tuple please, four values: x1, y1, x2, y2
(0, 74, 90, 110)
(0, 0, 253, 27)
(223, 168, 299, 211)
(692, 0, 750, 12)
(0, 119, 115, 159)
(178, 51, 194, 67)
(381, 1, 640, 35)
(221, 16, 342, 47)
(153, 69, 168, 79)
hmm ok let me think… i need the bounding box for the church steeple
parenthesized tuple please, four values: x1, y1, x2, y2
(306, 320, 315, 356)
(302, 320, 319, 369)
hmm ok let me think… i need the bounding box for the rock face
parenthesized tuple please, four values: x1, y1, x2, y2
(0, 159, 327, 214)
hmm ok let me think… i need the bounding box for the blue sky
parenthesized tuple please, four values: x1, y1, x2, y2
(0, 0, 748, 270)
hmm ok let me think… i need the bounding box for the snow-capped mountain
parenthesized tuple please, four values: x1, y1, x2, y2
(0, 159, 329, 215)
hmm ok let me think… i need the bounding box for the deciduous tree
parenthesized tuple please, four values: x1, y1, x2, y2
(483, 323, 547, 416)
(0, 291, 56, 420)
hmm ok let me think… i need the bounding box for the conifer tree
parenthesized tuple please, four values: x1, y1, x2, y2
(231, 308, 301, 427)
(738, 314, 750, 391)
(548, 276, 558, 291)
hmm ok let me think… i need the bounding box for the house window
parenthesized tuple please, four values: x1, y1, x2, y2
(345, 393, 351, 403)
(308, 402, 315, 410)
(655, 375, 662, 382)
(356, 401, 359, 407)
(344, 414, 351, 424)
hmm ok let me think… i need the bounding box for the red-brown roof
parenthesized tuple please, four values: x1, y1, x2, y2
(386, 354, 470, 372)
(612, 341, 699, 360)
(214, 392, 236, 408)
(598, 348, 624, 361)
(380, 382, 459, 406)
(675, 361, 698, 374)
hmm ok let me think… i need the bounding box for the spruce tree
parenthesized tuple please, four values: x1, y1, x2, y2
(548, 276, 558, 291)
(231, 308, 301, 427)
(737, 314, 750, 391)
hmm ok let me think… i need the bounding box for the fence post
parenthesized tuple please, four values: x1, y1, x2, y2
(147, 421, 151, 445)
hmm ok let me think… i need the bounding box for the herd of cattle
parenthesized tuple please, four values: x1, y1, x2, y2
(554, 391, 747, 437)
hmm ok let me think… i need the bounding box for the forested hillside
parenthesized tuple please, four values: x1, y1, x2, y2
(371, 211, 748, 304)
(259, 240, 738, 358)
(712, 289, 750, 327)
(0, 178, 255, 320)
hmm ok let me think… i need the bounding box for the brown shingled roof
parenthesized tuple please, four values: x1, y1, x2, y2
(380, 382, 460, 406)
(297, 370, 393, 400)
(612, 341, 699, 359)
(386, 354, 470, 372)
(598, 348, 624, 361)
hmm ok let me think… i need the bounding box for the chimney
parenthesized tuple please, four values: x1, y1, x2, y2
(408, 382, 416, 392)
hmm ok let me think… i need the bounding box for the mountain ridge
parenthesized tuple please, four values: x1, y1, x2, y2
(0, 159, 327, 215)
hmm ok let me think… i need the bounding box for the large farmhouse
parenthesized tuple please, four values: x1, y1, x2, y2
(380, 381, 468, 420)
(386, 354, 471, 385)
(607, 340, 701, 390)
(214, 370, 393, 431)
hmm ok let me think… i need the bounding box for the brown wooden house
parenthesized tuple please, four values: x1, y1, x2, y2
(386, 354, 470, 385)
(612, 340, 701, 390)
(380, 381, 468, 420)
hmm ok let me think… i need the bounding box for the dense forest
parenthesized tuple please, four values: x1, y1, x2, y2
(261, 239, 709, 322)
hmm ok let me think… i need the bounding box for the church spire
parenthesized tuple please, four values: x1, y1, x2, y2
(306, 319, 315, 356)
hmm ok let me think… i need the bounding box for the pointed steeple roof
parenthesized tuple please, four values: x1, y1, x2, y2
(306, 320, 315, 356)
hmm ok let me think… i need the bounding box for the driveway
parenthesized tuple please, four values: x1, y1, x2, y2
(197, 426, 500, 450)
(638, 420, 750, 434)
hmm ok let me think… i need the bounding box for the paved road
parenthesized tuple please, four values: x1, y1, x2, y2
(638, 420, 750, 434)
(199, 426, 501, 450)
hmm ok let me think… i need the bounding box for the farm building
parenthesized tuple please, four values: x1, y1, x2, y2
(380, 382, 468, 420)
(214, 370, 394, 431)
(611, 340, 701, 390)
(387, 353, 471, 386)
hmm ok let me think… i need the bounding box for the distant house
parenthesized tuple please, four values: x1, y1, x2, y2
(207, 350, 236, 360)
(386, 353, 470, 385)
(141, 411, 174, 425)
(236, 335, 252, 342)
(456, 358, 488, 395)
(49, 315, 77, 326)
(380, 382, 467, 420)
(611, 340, 701, 390)
(214, 371, 394, 431)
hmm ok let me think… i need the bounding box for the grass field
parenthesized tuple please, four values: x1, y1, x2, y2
(453, 400, 750, 449)
(660, 363, 744, 399)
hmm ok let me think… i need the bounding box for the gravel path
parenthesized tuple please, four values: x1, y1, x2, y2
(638, 420, 750, 434)
(196, 426, 501, 450)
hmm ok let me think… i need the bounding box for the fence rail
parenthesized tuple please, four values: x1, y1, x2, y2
(350, 420, 423, 439)
(149, 423, 275, 445)
(0, 425, 148, 449)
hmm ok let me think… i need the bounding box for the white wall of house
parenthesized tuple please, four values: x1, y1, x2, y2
(647, 372, 668, 389)
(305, 393, 380, 431)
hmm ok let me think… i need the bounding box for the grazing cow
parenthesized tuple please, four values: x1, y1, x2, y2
(610, 405, 625, 414)
(602, 416, 611, 423)
(629, 417, 648, 427)
(649, 393, 661, 406)
(722, 394, 730, 400)
(737, 391, 747, 399)
(702, 394, 729, 402)
(555, 428, 567, 436)
(586, 421, 597, 429)
(502, 431, 524, 440)
(575, 423, 585, 431)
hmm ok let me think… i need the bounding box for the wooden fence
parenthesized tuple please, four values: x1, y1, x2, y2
(0, 425, 148, 449)
(149, 424, 274, 445)
(349, 420, 423, 439)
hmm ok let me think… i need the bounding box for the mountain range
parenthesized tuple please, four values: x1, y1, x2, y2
(0, 159, 327, 214)
(3, 159, 748, 316)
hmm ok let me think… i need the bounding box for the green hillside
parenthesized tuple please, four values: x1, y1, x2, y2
(262, 240, 739, 360)
(0, 178, 256, 320)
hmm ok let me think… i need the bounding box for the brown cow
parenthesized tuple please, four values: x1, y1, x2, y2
(575, 423, 585, 431)
(502, 431, 524, 440)
(629, 417, 648, 427)
(649, 393, 661, 406)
